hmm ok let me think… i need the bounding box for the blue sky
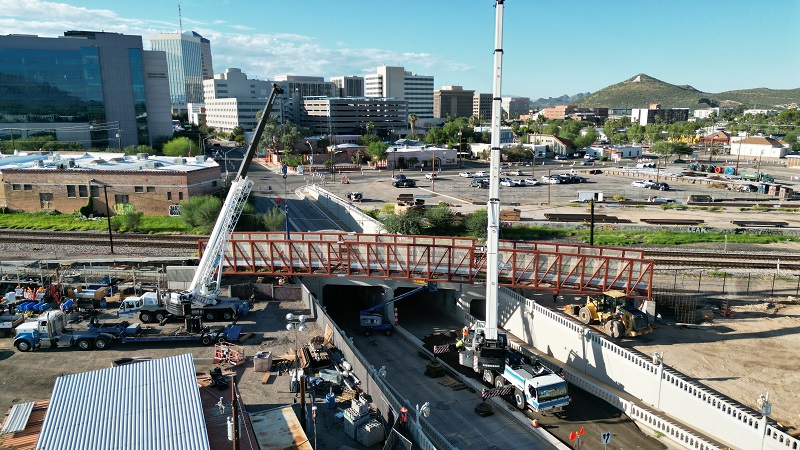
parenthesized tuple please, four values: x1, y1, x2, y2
(2, 0, 798, 100)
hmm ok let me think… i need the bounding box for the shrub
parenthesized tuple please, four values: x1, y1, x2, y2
(180, 195, 222, 233)
(120, 211, 143, 231)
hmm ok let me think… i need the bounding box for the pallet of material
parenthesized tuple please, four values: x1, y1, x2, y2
(641, 218, 705, 225)
(499, 209, 521, 221)
(397, 194, 415, 206)
(730, 220, 789, 228)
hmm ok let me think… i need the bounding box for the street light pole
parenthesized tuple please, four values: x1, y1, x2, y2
(392, 148, 397, 178)
(286, 313, 308, 429)
(458, 128, 463, 167)
(431, 150, 436, 192)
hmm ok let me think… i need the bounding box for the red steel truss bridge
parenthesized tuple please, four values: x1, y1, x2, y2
(201, 232, 654, 300)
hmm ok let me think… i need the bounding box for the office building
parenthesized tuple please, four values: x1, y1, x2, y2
(433, 86, 475, 119)
(364, 66, 434, 119)
(501, 97, 530, 118)
(301, 97, 407, 135)
(203, 68, 274, 133)
(473, 93, 492, 121)
(0, 30, 172, 148)
(150, 31, 211, 108)
(190, 31, 214, 80)
(631, 104, 689, 125)
(331, 76, 365, 97)
(539, 105, 608, 124)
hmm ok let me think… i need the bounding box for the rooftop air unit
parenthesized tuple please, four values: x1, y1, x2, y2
(136, 153, 149, 160)
(195, 155, 205, 163)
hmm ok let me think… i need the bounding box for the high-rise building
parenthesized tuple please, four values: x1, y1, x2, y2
(434, 86, 475, 119)
(301, 97, 407, 135)
(150, 31, 210, 108)
(501, 97, 530, 119)
(0, 30, 172, 148)
(204, 68, 274, 132)
(364, 66, 434, 119)
(190, 31, 214, 80)
(631, 105, 689, 126)
(330, 76, 364, 97)
(473, 93, 492, 121)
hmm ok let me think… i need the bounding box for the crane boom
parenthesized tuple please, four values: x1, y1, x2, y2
(183, 84, 284, 305)
(484, 0, 505, 342)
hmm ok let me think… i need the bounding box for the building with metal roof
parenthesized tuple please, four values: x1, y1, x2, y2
(37, 354, 210, 450)
(0, 151, 221, 215)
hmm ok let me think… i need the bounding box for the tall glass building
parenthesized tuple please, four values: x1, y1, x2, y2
(0, 31, 173, 148)
(149, 31, 211, 108)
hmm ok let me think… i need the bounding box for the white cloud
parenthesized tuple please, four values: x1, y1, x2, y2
(0, 1, 473, 82)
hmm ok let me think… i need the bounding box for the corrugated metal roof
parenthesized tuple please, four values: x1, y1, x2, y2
(1, 401, 34, 434)
(37, 353, 210, 450)
(0, 400, 49, 450)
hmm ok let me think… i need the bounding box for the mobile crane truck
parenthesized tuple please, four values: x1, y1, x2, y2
(119, 84, 284, 324)
(459, 1, 570, 417)
(13, 310, 241, 352)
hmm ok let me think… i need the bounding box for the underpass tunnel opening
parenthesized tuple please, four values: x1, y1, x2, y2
(469, 298, 486, 321)
(322, 284, 384, 329)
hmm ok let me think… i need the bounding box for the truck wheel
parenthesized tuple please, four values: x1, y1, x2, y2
(200, 335, 213, 346)
(155, 312, 167, 322)
(513, 388, 526, 410)
(94, 337, 110, 350)
(384, 329, 392, 336)
(494, 375, 505, 390)
(222, 310, 233, 321)
(578, 307, 593, 324)
(76, 339, 92, 351)
(611, 321, 624, 339)
(139, 311, 154, 323)
(603, 321, 613, 335)
(204, 311, 217, 321)
(15, 340, 32, 352)
(363, 330, 371, 336)
(215, 334, 227, 344)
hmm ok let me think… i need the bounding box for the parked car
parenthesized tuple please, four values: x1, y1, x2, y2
(581, 160, 596, 165)
(500, 163, 511, 169)
(524, 177, 540, 186)
(738, 184, 756, 192)
(459, 171, 474, 178)
(470, 178, 489, 187)
(541, 175, 561, 184)
(425, 173, 437, 180)
(499, 178, 515, 187)
(648, 182, 670, 191)
(583, 154, 595, 159)
(505, 169, 523, 176)
(474, 171, 488, 177)
(554, 154, 568, 160)
(392, 179, 417, 188)
(648, 196, 677, 204)
(588, 169, 603, 175)
(392, 174, 407, 181)
(513, 179, 526, 186)
(631, 180, 655, 188)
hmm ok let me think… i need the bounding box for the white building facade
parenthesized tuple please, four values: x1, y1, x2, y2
(149, 31, 210, 108)
(364, 65, 434, 119)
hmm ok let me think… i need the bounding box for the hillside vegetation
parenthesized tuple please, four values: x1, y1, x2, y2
(572, 74, 800, 110)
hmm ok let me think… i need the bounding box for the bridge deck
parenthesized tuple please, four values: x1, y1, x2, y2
(204, 232, 655, 299)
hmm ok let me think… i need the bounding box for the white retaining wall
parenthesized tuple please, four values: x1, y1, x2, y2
(303, 185, 385, 234)
(495, 287, 799, 450)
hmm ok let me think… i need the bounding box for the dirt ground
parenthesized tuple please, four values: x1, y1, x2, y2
(630, 297, 800, 435)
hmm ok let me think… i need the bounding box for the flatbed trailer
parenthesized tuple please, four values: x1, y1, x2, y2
(0, 314, 24, 338)
(13, 311, 241, 351)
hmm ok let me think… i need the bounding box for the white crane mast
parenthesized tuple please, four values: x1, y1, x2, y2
(179, 84, 284, 307)
(484, 0, 505, 342)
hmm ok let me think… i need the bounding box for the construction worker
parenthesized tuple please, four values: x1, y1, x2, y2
(462, 326, 469, 340)
(455, 338, 464, 351)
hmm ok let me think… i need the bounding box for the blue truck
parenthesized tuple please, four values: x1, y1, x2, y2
(13, 310, 241, 352)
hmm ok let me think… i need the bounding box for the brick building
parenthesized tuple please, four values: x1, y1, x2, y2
(0, 152, 221, 216)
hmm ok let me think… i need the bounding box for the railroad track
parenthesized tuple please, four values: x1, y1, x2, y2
(0, 229, 201, 250)
(643, 249, 800, 270)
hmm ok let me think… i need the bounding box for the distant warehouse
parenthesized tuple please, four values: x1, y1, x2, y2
(0, 152, 221, 216)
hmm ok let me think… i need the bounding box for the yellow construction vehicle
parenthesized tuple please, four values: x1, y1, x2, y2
(565, 290, 652, 338)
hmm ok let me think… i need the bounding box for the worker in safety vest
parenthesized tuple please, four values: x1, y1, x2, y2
(455, 339, 464, 351)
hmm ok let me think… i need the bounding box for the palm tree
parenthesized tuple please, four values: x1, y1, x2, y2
(365, 121, 375, 136)
(408, 113, 418, 139)
(468, 114, 481, 130)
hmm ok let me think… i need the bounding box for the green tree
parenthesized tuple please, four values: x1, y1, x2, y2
(650, 141, 692, 161)
(229, 126, 245, 145)
(365, 141, 388, 163)
(603, 118, 624, 144)
(424, 204, 456, 234)
(465, 209, 488, 239)
(382, 209, 424, 234)
(469, 114, 482, 129)
(180, 195, 222, 233)
(573, 128, 598, 149)
(365, 121, 375, 136)
(262, 206, 286, 231)
(162, 137, 198, 156)
(627, 123, 644, 144)
(408, 113, 418, 139)
(122, 144, 154, 156)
